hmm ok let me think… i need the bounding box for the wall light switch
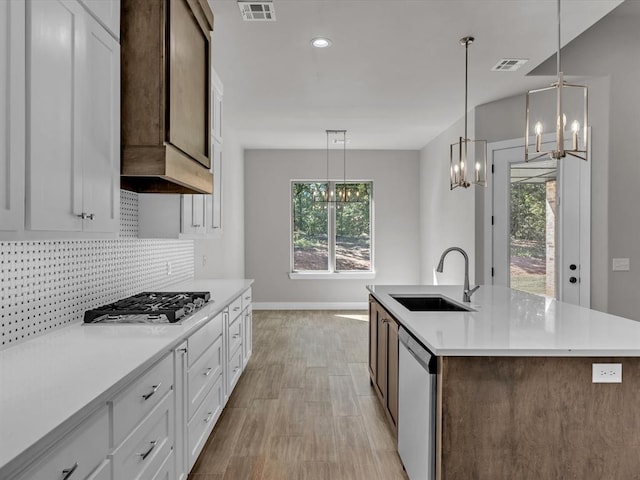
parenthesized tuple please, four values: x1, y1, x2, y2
(592, 363, 622, 383)
(612, 258, 630, 271)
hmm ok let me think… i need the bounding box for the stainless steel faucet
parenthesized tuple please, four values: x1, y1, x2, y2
(436, 247, 479, 302)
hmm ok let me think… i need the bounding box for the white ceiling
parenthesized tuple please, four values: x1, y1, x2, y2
(210, 0, 624, 150)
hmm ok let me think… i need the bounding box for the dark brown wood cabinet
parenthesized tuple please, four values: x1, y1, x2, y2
(120, 0, 214, 194)
(369, 295, 399, 432)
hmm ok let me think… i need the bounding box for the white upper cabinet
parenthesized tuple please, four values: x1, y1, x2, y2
(79, 0, 120, 39)
(26, 0, 120, 235)
(181, 195, 207, 235)
(0, 1, 25, 232)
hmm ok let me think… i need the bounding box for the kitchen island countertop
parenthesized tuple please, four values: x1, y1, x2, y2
(368, 284, 640, 356)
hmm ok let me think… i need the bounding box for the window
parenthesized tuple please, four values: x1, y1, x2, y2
(291, 181, 373, 275)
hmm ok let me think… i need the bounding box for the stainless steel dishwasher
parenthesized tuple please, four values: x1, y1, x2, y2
(398, 326, 437, 480)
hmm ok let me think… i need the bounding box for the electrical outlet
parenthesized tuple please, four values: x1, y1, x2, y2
(592, 363, 622, 383)
(166, 261, 172, 275)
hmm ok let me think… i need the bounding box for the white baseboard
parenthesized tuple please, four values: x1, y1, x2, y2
(252, 302, 368, 310)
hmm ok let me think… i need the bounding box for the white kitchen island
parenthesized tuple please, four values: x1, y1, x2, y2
(368, 285, 640, 480)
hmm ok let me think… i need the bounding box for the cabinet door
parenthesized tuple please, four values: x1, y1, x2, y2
(205, 143, 223, 235)
(79, 10, 120, 233)
(211, 82, 223, 144)
(79, 0, 120, 39)
(376, 310, 388, 401)
(168, 0, 210, 168)
(27, 0, 84, 231)
(243, 307, 252, 367)
(0, 0, 25, 232)
(387, 318, 399, 427)
(368, 297, 378, 380)
(174, 342, 189, 480)
(181, 195, 206, 235)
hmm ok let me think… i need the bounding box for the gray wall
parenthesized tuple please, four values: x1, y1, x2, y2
(244, 149, 421, 305)
(194, 129, 246, 278)
(419, 115, 477, 286)
(469, 1, 639, 317)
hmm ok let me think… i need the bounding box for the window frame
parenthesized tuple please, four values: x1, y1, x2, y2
(289, 180, 375, 279)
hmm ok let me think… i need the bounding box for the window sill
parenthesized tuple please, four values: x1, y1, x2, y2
(288, 271, 376, 280)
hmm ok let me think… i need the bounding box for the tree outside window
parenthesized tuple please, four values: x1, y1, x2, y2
(291, 181, 372, 273)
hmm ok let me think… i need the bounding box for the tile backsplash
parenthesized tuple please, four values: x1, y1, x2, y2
(0, 191, 194, 349)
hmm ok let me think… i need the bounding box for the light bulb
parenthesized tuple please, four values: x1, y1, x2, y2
(475, 162, 481, 171)
(454, 164, 460, 173)
(571, 120, 580, 133)
(534, 122, 543, 135)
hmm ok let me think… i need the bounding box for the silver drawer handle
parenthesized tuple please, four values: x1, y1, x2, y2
(245, 296, 250, 300)
(138, 440, 157, 460)
(233, 334, 239, 339)
(142, 383, 161, 401)
(61, 462, 78, 480)
(86, 213, 95, 220)
(233, 306, 240, 312)
(234, 367, 239, 373)
(192, 224, 201, 227)
(204, 412, 213, 423)
(76, 213, 95, 220)
(204, 367, 213, 377)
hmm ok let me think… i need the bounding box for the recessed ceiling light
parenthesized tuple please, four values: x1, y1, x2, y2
(311, 37, 332, 48)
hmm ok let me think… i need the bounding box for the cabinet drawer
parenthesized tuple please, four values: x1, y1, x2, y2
(228, 314, 242, 359)
(229, 295, 243, 321)
(151, 449, 175, 480)
(241, 288, 252, 311)
(19, 406, 109, 480)
(188, 335, 223, 420)
(112, 354, 173, 447)
(188, 374, 224, 469)
(111, 391, 174, 480)
(87, 459, 111, 480)
(227, 346, 244, 394)
(188, 311, 223, 368)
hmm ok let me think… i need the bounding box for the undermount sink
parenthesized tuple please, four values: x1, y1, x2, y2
(390, 294, 473, 312)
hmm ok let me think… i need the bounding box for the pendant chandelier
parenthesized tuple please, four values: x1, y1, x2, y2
(450, 36, 487, 190)
(315, 129, 363, 203)
(525, 0, 588, 162)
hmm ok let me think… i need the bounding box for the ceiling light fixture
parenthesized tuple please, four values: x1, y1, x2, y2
(450, 36, 487, 190)
(311, 37, 332, 48)
(314, 130, 362, 203)
(525, 0, 588, 162)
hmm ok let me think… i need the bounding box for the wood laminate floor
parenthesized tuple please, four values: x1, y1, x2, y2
(189, 310, 408, 480)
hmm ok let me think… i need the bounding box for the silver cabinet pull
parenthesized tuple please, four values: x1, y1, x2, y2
(233, 306, 240, 312)
(233, 334, 239, 339)
(179, 347, 188, 354)
(138, 440, 157, 460)
(192, 224, 201, 227)
(61, 462, 78, 480)
(86, 213, 95, 220)
(245, 296, 250, 300)
(204, 412, 214, 423)
(142, 383, 161, 401)
(204, 367, 213, 377)
(76, 213, 87, 219)
(234, 367, 239, 373)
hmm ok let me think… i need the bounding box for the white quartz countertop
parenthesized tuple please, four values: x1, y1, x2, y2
(368, 284, 640, 356)
(0, 278, 253, 478)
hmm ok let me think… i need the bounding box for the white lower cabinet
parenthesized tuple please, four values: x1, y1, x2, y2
(11, 288, 253, 480)
(188, 374, 224, 469)
(16, 406, 109, 480)
(111, 391, 174, 480)
(87, 459, 111, 480)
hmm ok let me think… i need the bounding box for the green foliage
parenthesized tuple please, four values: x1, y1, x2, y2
(292, 182, 371, 246)
(510, 182, 547, 257)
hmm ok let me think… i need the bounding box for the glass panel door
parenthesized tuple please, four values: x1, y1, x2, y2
(509, 161, 557, 297)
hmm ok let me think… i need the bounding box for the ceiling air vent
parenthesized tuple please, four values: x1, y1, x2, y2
(238, 1, 276, 21)
(491, 58, 528, 72)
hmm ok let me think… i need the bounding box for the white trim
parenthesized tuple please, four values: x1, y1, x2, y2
(288, 271, 376, 280)
(253, 302, 368, 310)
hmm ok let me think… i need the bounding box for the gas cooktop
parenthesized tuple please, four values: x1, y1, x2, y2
(84, 291, 211, 324)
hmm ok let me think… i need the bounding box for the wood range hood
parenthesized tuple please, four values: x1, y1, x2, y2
(120, 0, 214, 194)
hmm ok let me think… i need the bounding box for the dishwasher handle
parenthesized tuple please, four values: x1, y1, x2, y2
(399, 327, 437, 374)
